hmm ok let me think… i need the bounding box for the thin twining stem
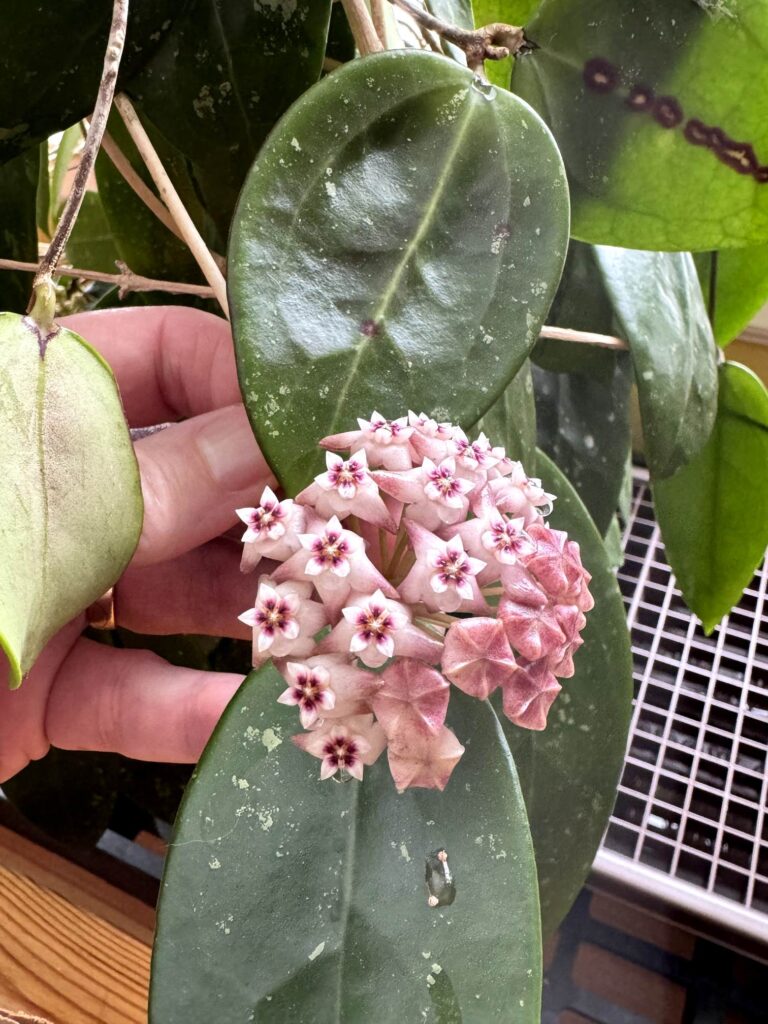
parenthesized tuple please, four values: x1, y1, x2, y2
(341, 0, 385, 56)
(114, 92, 230, 318)
(388, 0, 527, 74)
(539, 325, 628, 351)
(34, 0, 129, 295)
(1, 258, 215, 299)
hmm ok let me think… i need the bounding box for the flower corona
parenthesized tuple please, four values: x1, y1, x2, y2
(237, 412, 593, 792)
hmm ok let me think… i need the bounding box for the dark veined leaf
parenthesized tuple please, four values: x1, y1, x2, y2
(125, 0, 332, 239)
(475, 358, 537, 465)
(652, 361, 768, 632)
(498, 450, 633, 935)
(472, 2, 543, 88)
(230, 50, 569, 495)
(532, 354, 632, 535)
(512, 0, 768, 250)
(151, 666, 541, 1023)
(0, 314, 142, 686)
(0, 148, 38, 312)
(0, 0, 178, 164)
(694, 248, 768, 346)
(593, 246, 718, 479)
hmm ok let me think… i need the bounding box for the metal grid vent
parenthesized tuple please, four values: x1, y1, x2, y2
(595, 471, 768, 941)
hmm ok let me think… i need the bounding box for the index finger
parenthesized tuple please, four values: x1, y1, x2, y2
(60, 306, 241, 427)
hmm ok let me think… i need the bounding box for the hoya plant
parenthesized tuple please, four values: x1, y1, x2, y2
(2, 0, 768, 1019)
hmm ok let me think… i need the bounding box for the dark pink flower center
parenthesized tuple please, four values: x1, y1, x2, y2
(490, 521, 527, 554)
(435, 552, 470, 584)
(428, 464, 462, 498)
(250, 501, 284, 535)
(329, 460, 365, 490)
(255, 597, 293, 635)
(292, 671, 324, 708)
(355, 605, 394, 642)
(312, 531, 350, 567)
(323, 736, 359, 770)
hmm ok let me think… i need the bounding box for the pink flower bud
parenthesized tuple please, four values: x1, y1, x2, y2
(501, 659, 561, 731)
(387, 725, 465, 793)
(441, 617, 517, 699)
(372, 658, 450, 737)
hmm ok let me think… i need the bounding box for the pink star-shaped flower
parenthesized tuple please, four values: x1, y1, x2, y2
(236, 486, 306, 572)
(374, 456, 473, 531)
(501, 659, 561, 731)
(372, 658, 450, 737)
(449, 505, 534, 585)
(321, 412, 415, 470)
(278, 654, 381, 721)
(271, 515, 397, 618)
(399, 523, 488, 614)
(441, 617, 517, 699)
(296, 450, 396, 532)
(277, 660, 335, 728)
(317, 589, 443, 668)
(483, 462, 555, 525)
(293, 714, 387, 781)
(238, 580, 327, 666)
(386, 724, 465, 793)
(407, 410, 455, 463)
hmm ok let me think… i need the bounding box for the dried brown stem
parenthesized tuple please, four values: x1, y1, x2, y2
(32, 0, 129, 321)
(389, 0, 526, 73)
(99, 129, 184, 241)
(114, 92, 229, 318)
(1, 258, 214, 299)
(341, 0, 385, 55)
(371, 0, 388, 46)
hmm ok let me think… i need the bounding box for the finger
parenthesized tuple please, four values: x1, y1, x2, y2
(60, 307, 240, 426)
(45, 638, 243, 763)
(118, 538, 254, 639)
(134, 403, 273, 567)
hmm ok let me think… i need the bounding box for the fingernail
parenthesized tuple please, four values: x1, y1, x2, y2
(196, 405, 270, 491)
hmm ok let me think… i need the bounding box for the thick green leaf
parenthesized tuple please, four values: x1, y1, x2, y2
(151, 666, 541, 1023)
(0, 148, 38, 312)
(498, 450, 633, 935)
(472, 2, 542, 88)
(65, 191, 120, 273)
(653, 361, 768, 632)
(594, 246, 718, 479)
(512, 0, 768, 250)
(475, 358, 537, 465)
(695, 248, 768, 346)
(125, 0, 332, 239)
(0, 1, 178, 164)
(230, 50, 569, 494)
(0, 314, 142, 686)
(532, 354, 632, 534)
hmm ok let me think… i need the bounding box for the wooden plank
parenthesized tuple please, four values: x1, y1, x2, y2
(0, 865, 150, 1024)
(589, 892, 696, 959)
(572, 942, 686, 1024)
(0, 827, 153, 945)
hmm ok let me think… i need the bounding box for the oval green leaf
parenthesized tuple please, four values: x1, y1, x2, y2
(513, 0, 768, 250)
(497, 450, 633, 935)
(474, 358, 537, 466)
(230, 50, 569, 495)
(151, 665, 542, 1023)
(0, 313, 142, 686)
(593, 246, 718, 479)
(652, 361, 768, 633)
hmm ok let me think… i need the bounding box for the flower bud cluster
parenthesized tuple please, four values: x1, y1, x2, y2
(237, 412, 593, 792)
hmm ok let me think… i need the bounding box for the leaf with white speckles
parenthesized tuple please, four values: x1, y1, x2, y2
(151, 663, 542, 1022)
(229, 50, 569, 494)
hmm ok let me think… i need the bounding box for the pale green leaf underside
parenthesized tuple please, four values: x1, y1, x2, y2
(653, 361, 768, 632)
(151, 667, 542, 1023)
(230, 50, 569, 495)
(0, 313, 142, 686)
(513, 0, 768, 250)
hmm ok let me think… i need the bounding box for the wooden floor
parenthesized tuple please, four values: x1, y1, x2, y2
(0, 827, 152, 1024)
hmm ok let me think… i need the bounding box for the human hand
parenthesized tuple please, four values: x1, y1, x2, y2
(0, 306, 272, 783)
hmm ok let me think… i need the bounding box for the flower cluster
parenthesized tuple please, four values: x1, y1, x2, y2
(237, 412, 593, 792)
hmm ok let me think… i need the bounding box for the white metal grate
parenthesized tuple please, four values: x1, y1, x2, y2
(593, 470, 768, 942)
